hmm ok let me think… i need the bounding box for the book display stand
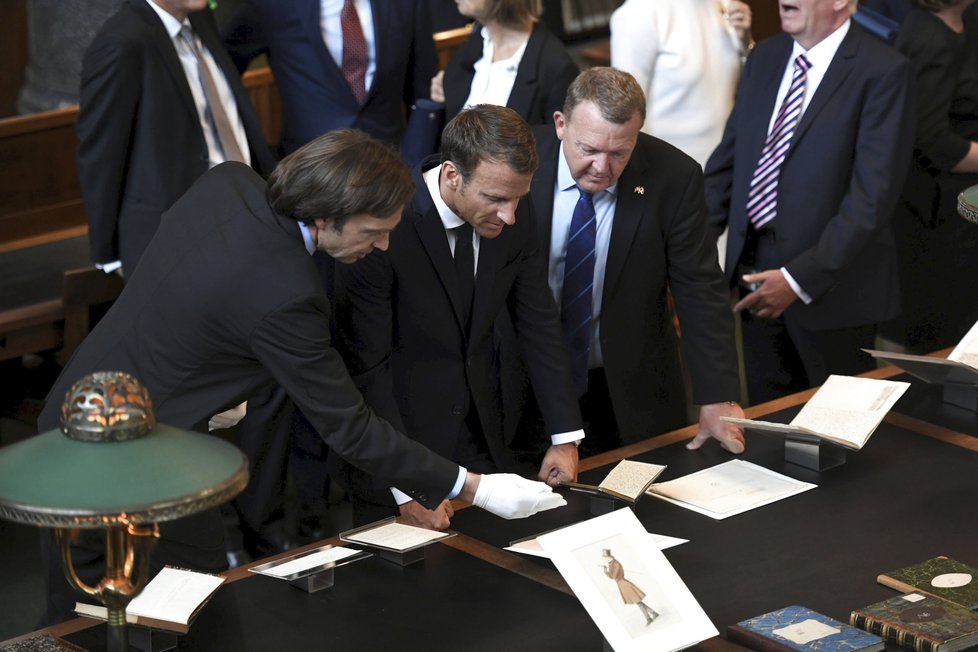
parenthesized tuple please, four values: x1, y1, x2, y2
(378, 546, 427, 567)
(339, 518, 455, 568)
(864, 348, 978, 413)
(129, 628, 177, 652)
(943, 382, 978, 412)
(784, 433, 847, 471)
(250, 544, 372, 594)
(588, 495, 618, 516)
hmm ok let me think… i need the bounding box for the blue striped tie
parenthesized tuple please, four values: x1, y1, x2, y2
(746, 54, 812, 229)
(561, 188, 596, 396)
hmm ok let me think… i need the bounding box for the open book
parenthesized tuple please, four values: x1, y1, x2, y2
(561, 459, 666, 504)
(75, 567, 224, 634)
(721, 375, 909, 450)
(864, 318, 978, 385)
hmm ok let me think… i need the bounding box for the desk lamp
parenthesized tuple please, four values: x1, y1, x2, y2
(0, 372, 249, 652)
(959, 185, 978, 224)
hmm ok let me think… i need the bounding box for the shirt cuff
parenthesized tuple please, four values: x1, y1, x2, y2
(551, 429, 585, 446)
(780, 267, 813, 304)
(448, 466, 468, 499)
(390, 487, 413, 506)
(393, 465, 468, 504)
(96, 260, 123, 274)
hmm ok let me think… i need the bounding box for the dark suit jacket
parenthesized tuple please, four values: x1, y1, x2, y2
(530, 128, 740, 441)
(334, 162, 582, 504)
(76, 0, 275, 271)
(704, 24, 915, 331)
(223, 0, 437, 151)
(443, 21, 579, 125)
(40, 163, 460, 506)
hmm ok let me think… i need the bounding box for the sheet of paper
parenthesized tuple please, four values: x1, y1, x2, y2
(791, 375, 908, 447)
(648, 460, 816, 519)
(261, 546, 360, 578)
(949, 318, 978, 368)
(126, 567, 224, 624)
(505, 531, 687, 558)
(343, 522, 449, 551)
(537, 509, 718, 652)
(599, 460, 666, 500)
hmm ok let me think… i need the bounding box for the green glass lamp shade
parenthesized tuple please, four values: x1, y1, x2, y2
(960, 184, 978, 224)
(0, 372, 248, 528)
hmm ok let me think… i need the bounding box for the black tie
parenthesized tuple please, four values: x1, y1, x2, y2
(453, 223, 475, 329)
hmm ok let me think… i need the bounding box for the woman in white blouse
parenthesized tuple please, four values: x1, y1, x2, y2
(431, 0, 578, 125)
(610, 0, 753, 167)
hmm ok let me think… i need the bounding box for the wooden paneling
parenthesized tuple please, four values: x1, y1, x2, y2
(0, 0, 28, 118)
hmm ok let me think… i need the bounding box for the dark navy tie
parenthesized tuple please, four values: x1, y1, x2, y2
(560, 188, 596, 396)
(453, 222, 475, 329)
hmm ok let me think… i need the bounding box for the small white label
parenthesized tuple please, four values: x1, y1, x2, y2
(932, 573, 972, 588)
(902, 593, 927, 603)
(773, 619, 840, 644)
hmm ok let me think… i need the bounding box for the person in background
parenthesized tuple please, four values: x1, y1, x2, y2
(705, 0, 915, 404)
(223, 0, 437, 152)
(76, 0, 275, 277)
(610, 0, 753, 169)
(432, 0, 578, 126)
(881, 0, 978, 352)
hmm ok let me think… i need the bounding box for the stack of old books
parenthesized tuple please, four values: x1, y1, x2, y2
(849, 557, 978, 652)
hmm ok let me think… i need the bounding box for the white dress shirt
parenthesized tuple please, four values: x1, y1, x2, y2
(145, 0, 251, 169)
(462, 26, 528, 111)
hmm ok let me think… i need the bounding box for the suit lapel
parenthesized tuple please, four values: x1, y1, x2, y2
(366, 0, 385, 98)
(411, 168, 472, 335)
(306, 0, 359, 105)
(788, 27, 858, 154)
(130, 0, 199, 127)
(471, 229, 501, 337)
(604, 157, 646, 296)
(745, 37, 794, 172)
(507, 24, 543, 118)
(529, 130, 561, 256)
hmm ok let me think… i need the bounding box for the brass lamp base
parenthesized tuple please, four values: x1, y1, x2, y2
(56, 522, 159, 652)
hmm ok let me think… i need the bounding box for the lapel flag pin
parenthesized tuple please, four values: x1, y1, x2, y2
(634, 186, 645, 195)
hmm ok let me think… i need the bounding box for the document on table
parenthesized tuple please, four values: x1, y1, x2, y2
(648, 460, 816, 519)
(260, 546, 361, 578)
(722, 375, 909, 450)
(505, 531, 687, 558)
(342, 522, 451, 551)
(949, 319, 978, 369)
(126, 567, 224, 624)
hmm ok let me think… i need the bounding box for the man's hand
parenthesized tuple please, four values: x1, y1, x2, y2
(687, 402, 746, 454)
(734, 269, 797, 319)
(537, 442, 579, 487)
(725, 0, 753, 46)
(430, 70, 445, 103)
(398, 499, 453, 530)
(462, 472, 567, 519)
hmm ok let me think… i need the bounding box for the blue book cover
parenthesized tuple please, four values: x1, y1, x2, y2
(729, 605, 885, 652)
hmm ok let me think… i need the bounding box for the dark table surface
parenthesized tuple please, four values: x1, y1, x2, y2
(453, 406, 978, 643)
(11, 369, 978, 651)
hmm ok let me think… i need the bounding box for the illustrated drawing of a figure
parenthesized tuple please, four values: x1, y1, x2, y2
(602, 549, 659, 625)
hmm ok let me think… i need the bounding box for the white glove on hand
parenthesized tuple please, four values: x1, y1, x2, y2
(472, 473, 567, 519)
